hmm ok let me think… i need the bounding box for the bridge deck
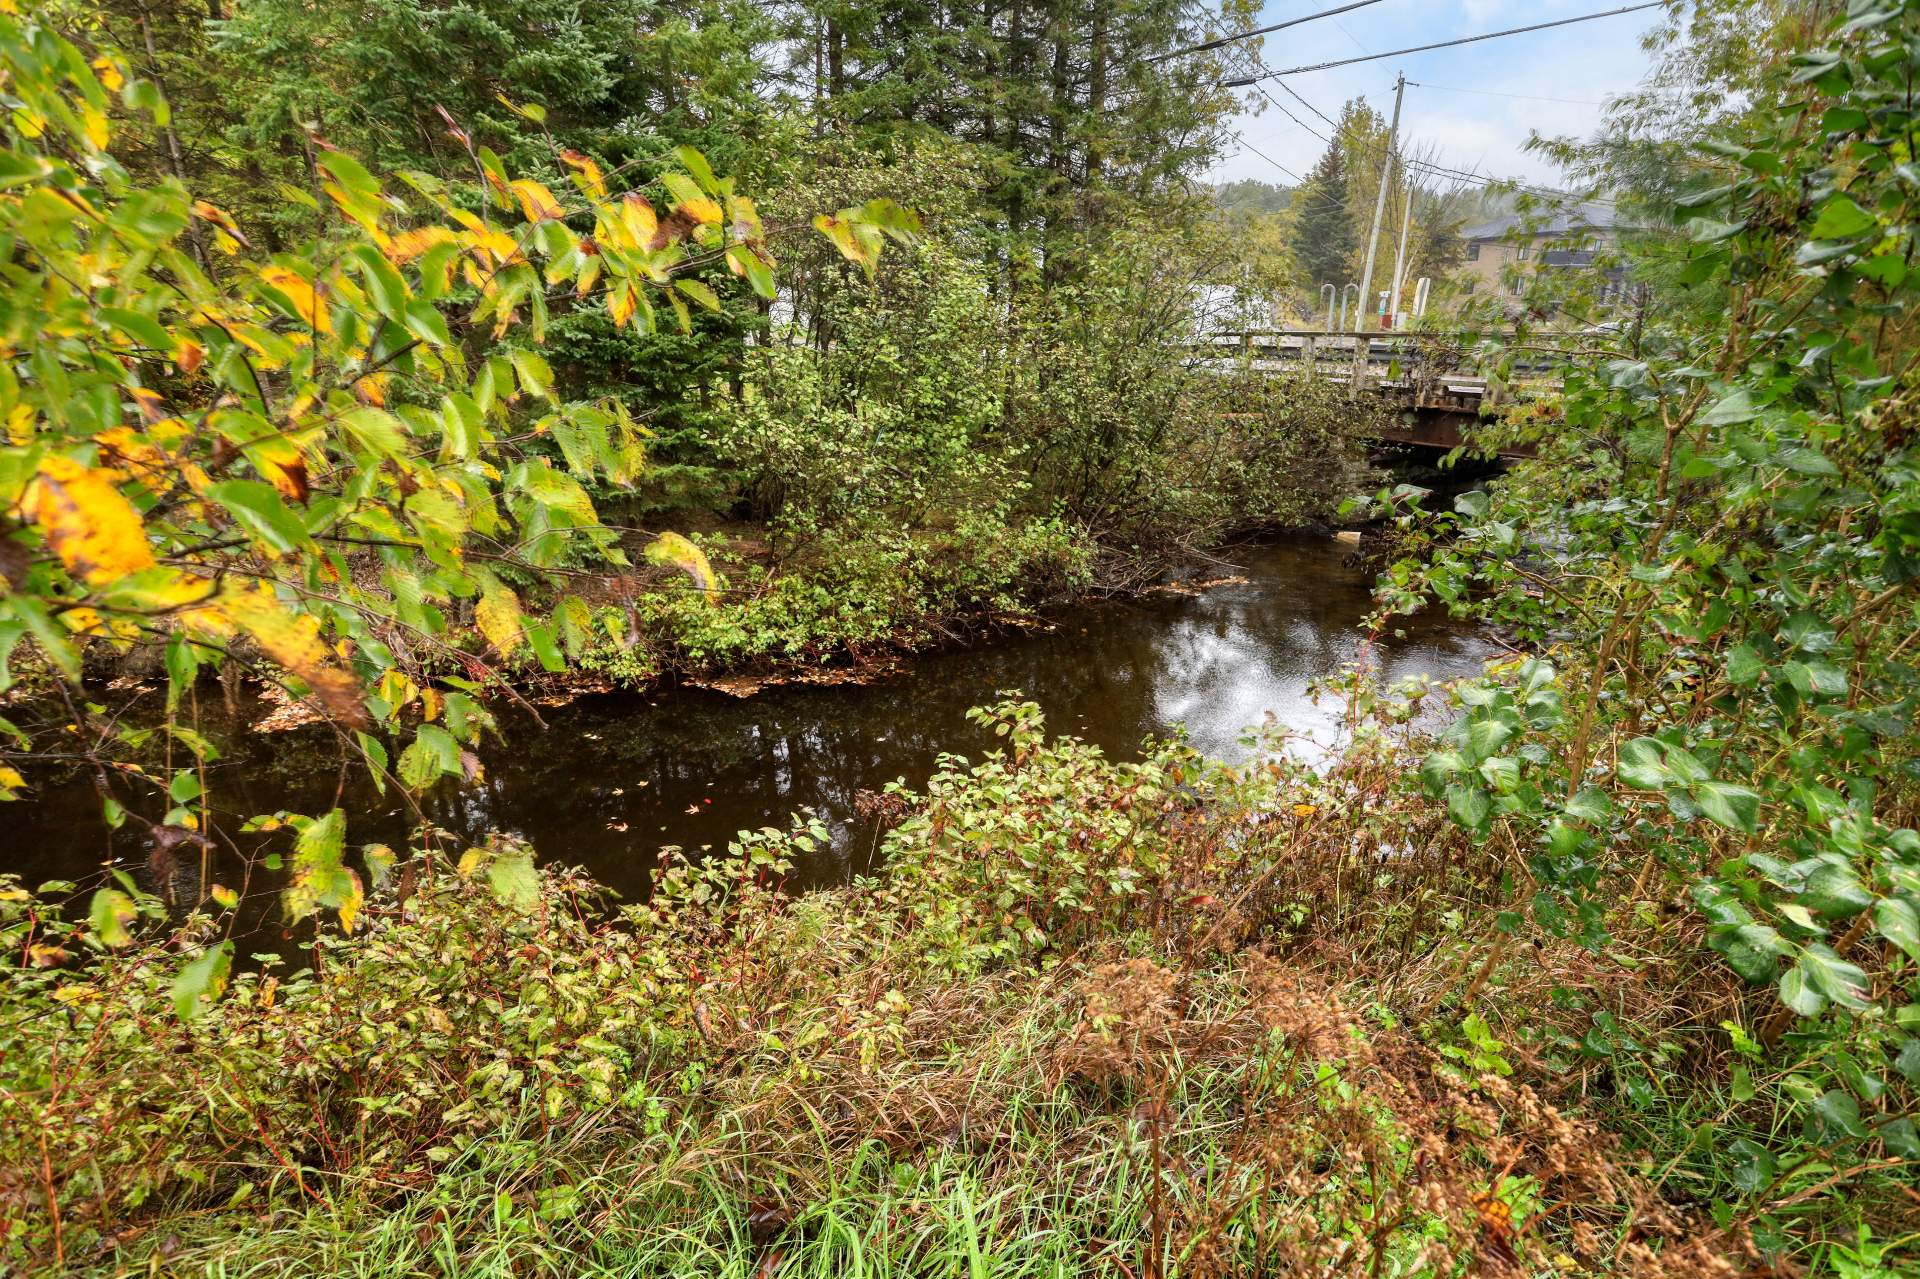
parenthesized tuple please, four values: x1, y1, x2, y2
(1194, 329, 1561, 456)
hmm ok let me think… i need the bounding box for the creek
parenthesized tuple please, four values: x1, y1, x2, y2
(7, 534, 1496, 944)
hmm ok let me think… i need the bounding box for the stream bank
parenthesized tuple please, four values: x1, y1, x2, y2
(9, 534, 1495, 948)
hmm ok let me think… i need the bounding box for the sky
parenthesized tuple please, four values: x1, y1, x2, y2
(1206, 0, 1669, 191)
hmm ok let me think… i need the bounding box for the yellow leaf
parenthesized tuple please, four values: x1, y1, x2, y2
(191, 201, 246, 246)
(510, 179, 566, 223)
(337, 869, 364, 934)
(643, 532, 718, 599)
(1291, 804, 1317, 817)
(620, 194, 658, 247)
(260, 265, 332, 334)
(675, 195, 723, 226)
(475, 577, 523, 656)
(608, 282, 637, 329)
(560, 150, 607, 199)
(81, 105, 110, 152)
(91, 56, 125, 91)
(727, 194, 764, 240)
(457, 848, 485, 877)
(247, 436, 310, 502)
(184, 585, 364, 726)
(24, 455, 155, 585)
(387, 226, 456, 262)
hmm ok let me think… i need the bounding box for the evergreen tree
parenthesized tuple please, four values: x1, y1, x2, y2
(1289, 132, 1356, 290)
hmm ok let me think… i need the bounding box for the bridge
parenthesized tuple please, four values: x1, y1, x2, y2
(1197, 329, 1564, 454)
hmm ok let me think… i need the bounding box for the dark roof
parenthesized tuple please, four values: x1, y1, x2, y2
(1463, 200, 1619, 242)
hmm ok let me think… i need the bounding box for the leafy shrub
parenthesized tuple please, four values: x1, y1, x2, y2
(2, 704, 1745, 1276)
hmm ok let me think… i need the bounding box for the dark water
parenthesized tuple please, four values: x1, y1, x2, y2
(7, 536, 1497, 937)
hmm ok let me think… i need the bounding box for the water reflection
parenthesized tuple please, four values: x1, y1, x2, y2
(7, 536, 1497, 939)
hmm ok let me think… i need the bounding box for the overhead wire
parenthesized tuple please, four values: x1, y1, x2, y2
(1406, 81, 1610, 107)
(1225, 2, 1666, 84)
(1216, 19, 1626, 244)
(1277, 81, 1340, 132)
(1149, 0, 1392, 63)
(1255, 84, 1331, 145)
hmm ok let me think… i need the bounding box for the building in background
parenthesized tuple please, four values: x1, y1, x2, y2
(1460, 200, 1622, 302)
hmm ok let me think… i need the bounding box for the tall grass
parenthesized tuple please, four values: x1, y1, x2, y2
(2, 701, 1772, 1275)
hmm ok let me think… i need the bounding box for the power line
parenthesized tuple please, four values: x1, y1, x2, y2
(1256, 84, 1331, 145)
(1225, 2, 1665, 84)
(1150, 0, 1391, 63)
(1403, 159, 1620, 214)
(1407, 81, 1609, 107)
(1229, 133, 1307, 186)
(1277, 81, 1340, 132)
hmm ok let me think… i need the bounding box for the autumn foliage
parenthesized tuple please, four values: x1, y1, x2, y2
(0, 16, 910, 926)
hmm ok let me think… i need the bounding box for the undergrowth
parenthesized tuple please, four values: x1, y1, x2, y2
(2, 699, 1774, 1277)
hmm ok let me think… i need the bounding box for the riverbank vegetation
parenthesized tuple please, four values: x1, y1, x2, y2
(7, 0, 1920, 1275)
(3, 700, 1747, 1277)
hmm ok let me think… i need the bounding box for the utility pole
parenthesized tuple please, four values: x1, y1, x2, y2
(1355, 72, 1405, 333)
(1388, 184, 1414, 329)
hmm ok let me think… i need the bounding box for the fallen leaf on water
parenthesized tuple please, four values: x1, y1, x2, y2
(684, 804, 701, 815)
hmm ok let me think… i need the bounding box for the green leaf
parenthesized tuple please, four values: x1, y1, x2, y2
(1779, 964, 1826, 1017)
(1564, 785, 1615, 824)
(1804, 861, 1875, 918)
(208, 480, 310, 554)
(1618, 738, 1669, 790)
(1692, 780, 1761, 833)
(1453, 489, 1490, 518)
(164, 631, 198, 712)
(172, 941, 233, 1020)
(1875, 896, 1920, 961)
(89, 887, 136, 947)
(1802, 943, 1872, 1009)
(507, 349, 554, 399)
(1713, 923, 1785, 983)
(316, 151, 379, 196)
(674, 278, 721, 312)
(340, 407, 408, 457)
(486, 846, 541, 912)
(1446, 783, 1491, 832)
(726, 245, 775, 298)
(1813, 1089, 1867, 1141)
(398, 724, 460, 791)
(402, 298, 452, 347)
(1698, 388, 1759, 425)
(1880, 1117, 1920, 1159)
(1779, 447, 1839, 476)
(673, 145, 719, 196)
(525, 620, 565, 673)
(286, 808, 362, 930)
(1809, 193, 1877, 239)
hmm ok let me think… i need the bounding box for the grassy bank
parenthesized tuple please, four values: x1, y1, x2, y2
(3, 696, 1771, 1277)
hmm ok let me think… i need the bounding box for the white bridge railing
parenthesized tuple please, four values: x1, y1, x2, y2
(1192, 330, 1565, 404)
